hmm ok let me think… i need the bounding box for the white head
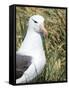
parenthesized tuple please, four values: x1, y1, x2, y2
(28, 15, 48, 36)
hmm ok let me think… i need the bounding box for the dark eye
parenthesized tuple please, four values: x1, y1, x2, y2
(34, 20, 38, 23)
(32, 19, 38, 23)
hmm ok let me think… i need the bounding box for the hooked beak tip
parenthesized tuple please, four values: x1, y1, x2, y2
(40, 25, 48, 37)
(44, 29, 48, 37)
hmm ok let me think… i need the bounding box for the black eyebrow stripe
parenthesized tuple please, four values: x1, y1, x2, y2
(32, 19, 38, 23)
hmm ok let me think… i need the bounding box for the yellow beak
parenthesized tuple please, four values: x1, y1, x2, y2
(40, 24, 48, 37)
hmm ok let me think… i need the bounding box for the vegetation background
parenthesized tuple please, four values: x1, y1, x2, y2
(16, 6, 67, 83)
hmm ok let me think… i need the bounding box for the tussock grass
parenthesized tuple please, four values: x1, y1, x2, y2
(16, 7, 67, 82)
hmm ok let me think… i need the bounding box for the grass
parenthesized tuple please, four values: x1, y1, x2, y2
(16, 6, 67, 83)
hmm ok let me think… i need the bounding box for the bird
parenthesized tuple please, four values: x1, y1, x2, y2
(16, 15, 48, 84)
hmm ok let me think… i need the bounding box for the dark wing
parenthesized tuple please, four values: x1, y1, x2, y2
(16, 54, 32, 79)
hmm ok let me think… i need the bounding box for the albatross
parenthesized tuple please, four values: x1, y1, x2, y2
(16, 15, 48, 84)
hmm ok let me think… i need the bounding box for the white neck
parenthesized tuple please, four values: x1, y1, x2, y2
(17, 27, 44, 55)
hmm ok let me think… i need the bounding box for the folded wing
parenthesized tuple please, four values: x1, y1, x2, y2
(16, 54, 32, 79)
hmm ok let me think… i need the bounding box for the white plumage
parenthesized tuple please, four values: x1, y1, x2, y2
(16, 15, 48, 84)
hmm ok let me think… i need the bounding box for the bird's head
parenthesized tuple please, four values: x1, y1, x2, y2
(28, 15, 48, 36)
